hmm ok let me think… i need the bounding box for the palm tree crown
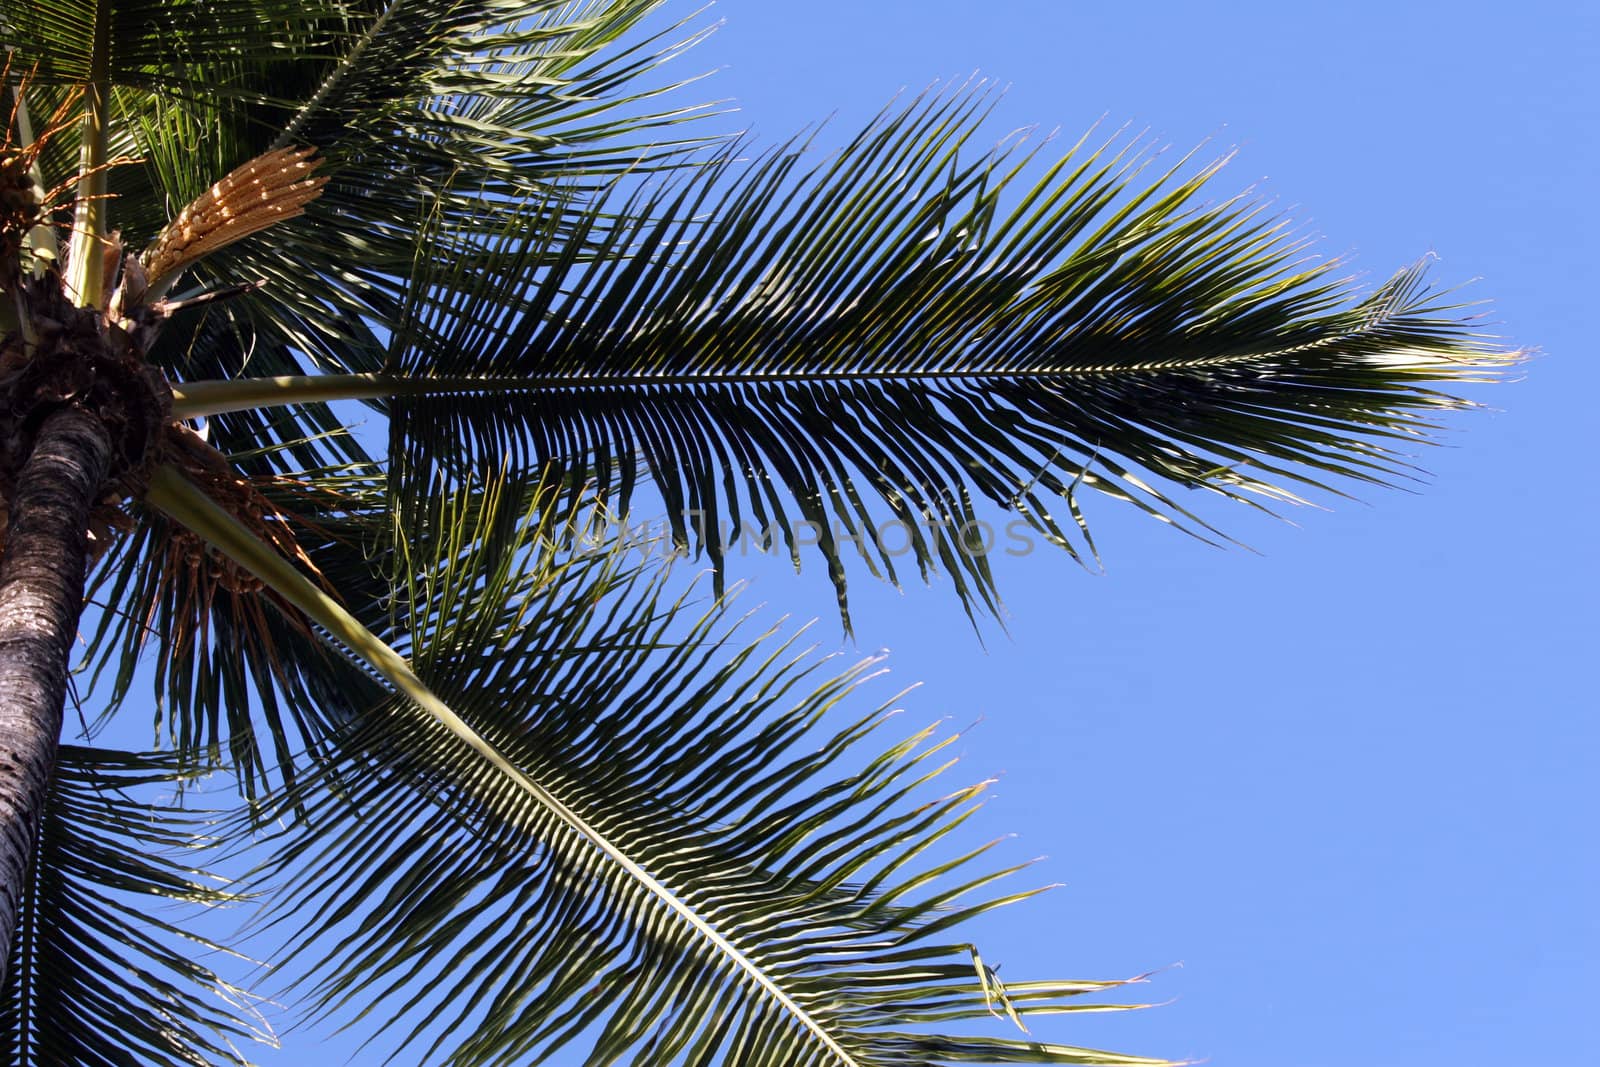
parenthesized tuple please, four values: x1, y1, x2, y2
(0, 1, 1514, 1063)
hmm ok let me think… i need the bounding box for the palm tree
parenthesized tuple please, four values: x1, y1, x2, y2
(0, 0, 1515, 1063)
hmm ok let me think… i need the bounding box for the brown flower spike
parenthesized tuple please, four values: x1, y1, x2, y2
(139, 146, 328, 297)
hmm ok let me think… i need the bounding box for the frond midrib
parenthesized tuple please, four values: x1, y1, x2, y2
(169, 333, 1485, 419)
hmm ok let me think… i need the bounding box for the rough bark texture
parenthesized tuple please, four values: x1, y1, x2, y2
(0, 405, 111, 984)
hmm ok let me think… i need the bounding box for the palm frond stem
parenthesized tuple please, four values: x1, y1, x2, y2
(172, 333, 1507, 420)
(61, 0, 108, 309)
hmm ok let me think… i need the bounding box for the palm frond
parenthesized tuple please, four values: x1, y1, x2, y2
(356, 87, 1518, 622)
(2, 0, 345, 91)
(239, 483, 1174, 1066)
(0, 746, 269, 1065)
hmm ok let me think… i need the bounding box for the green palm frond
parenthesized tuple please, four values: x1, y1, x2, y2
(2, 0, 343, 91)
(0, 746, 268, 1065)
(240, 484, 1174, 1066)
(169, 87, 1514, 623)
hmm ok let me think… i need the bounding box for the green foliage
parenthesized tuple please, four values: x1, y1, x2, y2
(385, 95, 1509, 623)
(0, 747, 264, 1066)
(0, 0, 1516, 1063)
(248, 487, 1170, 1065)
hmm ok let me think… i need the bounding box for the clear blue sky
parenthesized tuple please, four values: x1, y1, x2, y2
(148, 3, 1593, 1063)
(655, 3, 1595, 1065)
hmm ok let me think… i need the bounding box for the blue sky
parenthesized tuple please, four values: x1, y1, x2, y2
(90, 3, 1592, 1063)
(663, 3, 1596, 1065)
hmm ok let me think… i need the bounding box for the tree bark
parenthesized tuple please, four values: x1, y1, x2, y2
(0, 404, 111, 983)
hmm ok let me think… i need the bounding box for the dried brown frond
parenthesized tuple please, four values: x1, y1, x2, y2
(161, 424, 333, 600)
(1, 59, 80, 169)
(142, 147, 328, 291)
(145, 428, 350, 702)
(2, 67, 79, 282)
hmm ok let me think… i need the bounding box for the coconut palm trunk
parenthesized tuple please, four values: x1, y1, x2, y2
(0, 403, 111, 981)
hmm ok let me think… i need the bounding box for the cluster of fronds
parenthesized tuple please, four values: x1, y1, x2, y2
(0, 0, 1519, 1064)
